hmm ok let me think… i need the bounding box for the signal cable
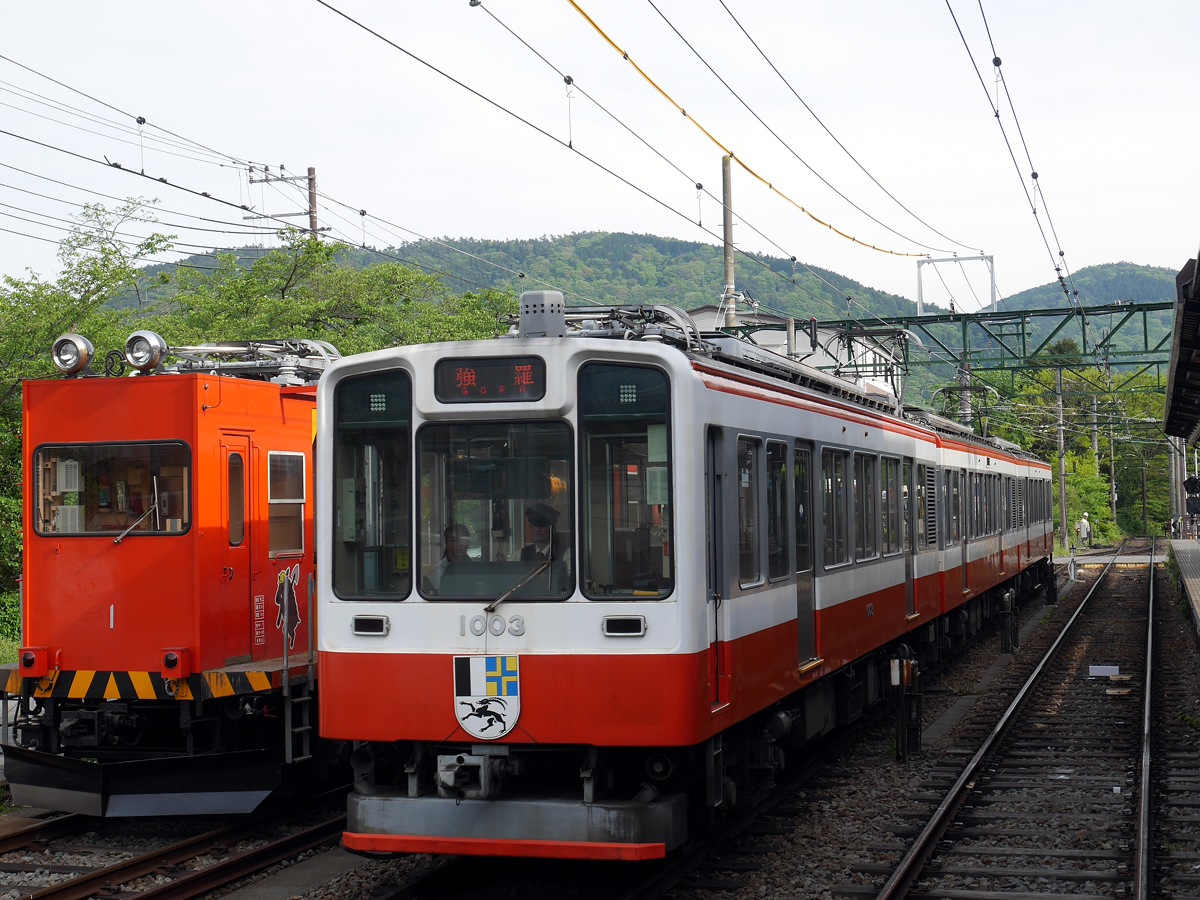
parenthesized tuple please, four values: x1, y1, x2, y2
(565, 0, 927, 258)
(715, 0, 979, 255)
(644, 0, 953, 255)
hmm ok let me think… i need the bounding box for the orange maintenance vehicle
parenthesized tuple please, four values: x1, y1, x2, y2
(3, 331, 339, 815)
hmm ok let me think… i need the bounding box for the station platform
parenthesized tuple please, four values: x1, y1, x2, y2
(1171, 540, 1200, 634)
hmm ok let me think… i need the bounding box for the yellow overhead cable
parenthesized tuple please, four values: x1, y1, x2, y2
(566, 0, 928, 259)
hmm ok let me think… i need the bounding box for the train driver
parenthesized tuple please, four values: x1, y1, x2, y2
(520, 503, 570, 563)
(428, 523, 474, 594)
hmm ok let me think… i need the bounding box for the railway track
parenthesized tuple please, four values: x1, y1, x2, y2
(0, 787, 347, 900)
(828, 547, 1153, 899)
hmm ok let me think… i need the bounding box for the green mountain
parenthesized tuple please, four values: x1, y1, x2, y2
(166, 234, 1179, 332)
(1000, 261, 1176, 310)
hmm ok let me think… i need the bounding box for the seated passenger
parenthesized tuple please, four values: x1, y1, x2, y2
(429, 523, 473, 593)
(520, 503, 570, 563)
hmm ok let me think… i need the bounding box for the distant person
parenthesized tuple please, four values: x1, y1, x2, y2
(520, 503, 569, 563)
(1075, 512, 1092, 550)
(429, 523, 473, 593)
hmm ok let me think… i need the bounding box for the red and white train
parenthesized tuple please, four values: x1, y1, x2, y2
(317, 295, 1054, 860)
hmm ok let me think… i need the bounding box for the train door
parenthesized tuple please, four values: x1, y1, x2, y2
(705, 427, 728, 707)
(960, 468, 969, 594)
(903, 458, 915, 618)
(794, 442, 816, 663)
(221, 434, 253, 663)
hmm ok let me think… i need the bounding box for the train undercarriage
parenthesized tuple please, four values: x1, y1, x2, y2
(344, 558, 1056, 859)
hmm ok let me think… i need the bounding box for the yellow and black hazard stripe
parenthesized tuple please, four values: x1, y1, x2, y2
(0, 668, 292, 702)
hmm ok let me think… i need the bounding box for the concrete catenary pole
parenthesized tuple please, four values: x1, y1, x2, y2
(721, 155, 735, 327)
(307, 167, 318, 235)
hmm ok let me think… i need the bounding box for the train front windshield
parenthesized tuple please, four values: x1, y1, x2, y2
(419, 422, 573, 600)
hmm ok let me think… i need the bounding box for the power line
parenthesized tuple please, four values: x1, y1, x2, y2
(644, 0, 954, 255)
(715, 0, 980, 256)
(0, 52, 251, 168)
(565, 0, 927, 258)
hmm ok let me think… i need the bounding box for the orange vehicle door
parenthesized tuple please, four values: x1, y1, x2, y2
(221, 436, 253, 663)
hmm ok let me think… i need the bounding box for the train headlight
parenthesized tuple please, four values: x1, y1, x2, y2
(51, 334, 94, 375)
(124, 330, 168, 371)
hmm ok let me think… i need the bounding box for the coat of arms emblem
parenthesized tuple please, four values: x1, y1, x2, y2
(454, 656, 520, 740)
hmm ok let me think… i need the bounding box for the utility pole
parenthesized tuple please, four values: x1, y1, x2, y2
(1109, 421, 1116, 526)
(246, 165, 324, 235)
(1056, 368, 1068, 547)
(1142, 464, 1147, 536)
(307, 167, 318, 234)
(720, 155, 736, 328)
(1090, 397, 1099, 459)
(960, 363, 972, 427)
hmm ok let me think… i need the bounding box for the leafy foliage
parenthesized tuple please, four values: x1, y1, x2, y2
(0, 208, 514, 594)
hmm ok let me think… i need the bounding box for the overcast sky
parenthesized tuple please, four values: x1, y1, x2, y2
(1, 1, 1196, 310)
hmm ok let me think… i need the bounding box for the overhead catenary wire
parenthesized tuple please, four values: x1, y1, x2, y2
(471, 1, 899, 328)
(942, 0, 1075, 304)
(974, 0, 1077, 300)
(714, 0, 980, 255)
(643, 0, 955, 255)
(313, 0, 899, 330)
(565, 0, 927, 258)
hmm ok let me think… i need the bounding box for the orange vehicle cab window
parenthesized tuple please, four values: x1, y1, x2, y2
(33, 442, 190, 536)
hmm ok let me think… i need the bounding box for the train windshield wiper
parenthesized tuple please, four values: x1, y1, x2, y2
(484, 560, 550, 613)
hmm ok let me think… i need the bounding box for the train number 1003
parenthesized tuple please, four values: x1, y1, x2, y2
(460, 615, 526, 637)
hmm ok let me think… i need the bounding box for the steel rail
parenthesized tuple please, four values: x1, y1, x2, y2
(10, 787, 348, 900)
(1135, 545, 1154, 900)
(127, 815, 346, 900)
(0, 813, 85, 854)
(874, 543, 1129, 900)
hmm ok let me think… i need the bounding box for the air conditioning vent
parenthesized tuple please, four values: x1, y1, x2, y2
(602, 616, 646, 637)
(353, 616, 390, 636)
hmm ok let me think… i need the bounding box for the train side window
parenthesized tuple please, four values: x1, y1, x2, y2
(854, 453, 878, 561)
(915, 464, 927, 550)
(881, 457, 901, 555)
(766, 442, 789, 581)
(268, 452, 305, 557)
(737, 438, 761, 585)
(795, 444, 813, 573)
(580, 363, 672, 599)
(228, 453, 245, 546)
(333, 368, 412, 600)
(822, 449, 849, 567)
